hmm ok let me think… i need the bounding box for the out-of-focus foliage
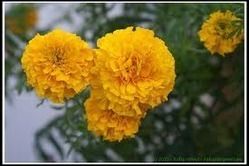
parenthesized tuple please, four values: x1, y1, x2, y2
(5, 3, 244, 162)
(5, 4, 39, 101)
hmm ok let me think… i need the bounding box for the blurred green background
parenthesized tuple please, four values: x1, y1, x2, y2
(5, 3, 244, 162)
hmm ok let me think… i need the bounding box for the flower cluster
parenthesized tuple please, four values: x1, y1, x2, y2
(21, 27, 176, 141)
(21, 9, 243, 142)
(84, 27, 176, 141)
(198, 10, 243, 56)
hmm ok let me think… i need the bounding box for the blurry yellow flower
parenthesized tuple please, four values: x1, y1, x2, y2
(6, 5, 37, 35)
(26, 8, 37, 28)
(198, 10, 243, 56)
(93, 27, 176, 117)
(21, 29, 94, 103)
(84, 84, 142, 142)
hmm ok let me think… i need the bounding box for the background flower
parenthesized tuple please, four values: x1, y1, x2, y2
(198, 10, 243, 56)
(5, 4, 38, 35)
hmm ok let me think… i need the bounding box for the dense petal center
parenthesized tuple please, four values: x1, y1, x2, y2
(119, 55, 141, 83)
(115, 52, 153, 85)
(215, 19, 233, 38)
(51, 47, 65, 65)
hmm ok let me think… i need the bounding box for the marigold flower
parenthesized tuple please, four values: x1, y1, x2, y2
(6, 5, 37, 35)
(21, 29, 94, 103)
(84, 84, 142, 142)
(198, 10, 243, 56)
(93, 27, 176, 117)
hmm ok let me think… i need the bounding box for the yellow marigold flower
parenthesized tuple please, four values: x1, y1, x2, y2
(21, 29, 94, 103)
(84, 85, 142, 142)
(26, 8, 37, 28)
(198, 10, 243, 56)
(93, 27, 176, 117)
(6, 5, 37, 35)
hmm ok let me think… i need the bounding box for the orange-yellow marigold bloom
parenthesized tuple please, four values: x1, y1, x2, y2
(198, 10, 243, 56)
(21, 29, 94, 103)
(84, 85, 142, 142)
(93, 27, 176, 117)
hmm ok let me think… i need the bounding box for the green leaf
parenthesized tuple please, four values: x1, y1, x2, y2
(36, 99, 45, 108)
(47, 133, 64, 159)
